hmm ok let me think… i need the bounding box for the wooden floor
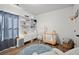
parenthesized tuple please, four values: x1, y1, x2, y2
(0, 39, 69, 55)
(0, 39, 53, 55)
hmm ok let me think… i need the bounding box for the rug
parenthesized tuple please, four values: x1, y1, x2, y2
(17, 44, 52, 55)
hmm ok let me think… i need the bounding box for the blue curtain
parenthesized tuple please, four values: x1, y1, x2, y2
(0, 11, 19, 51)
(0, 12, 2, 40)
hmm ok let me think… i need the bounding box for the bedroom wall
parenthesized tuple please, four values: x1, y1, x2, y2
(72, 4, 79, 47)
(36, 6, 74, 43)
(73, 4, 79, 36)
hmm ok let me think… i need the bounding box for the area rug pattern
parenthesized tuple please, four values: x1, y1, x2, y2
(17, 44, 52, 55)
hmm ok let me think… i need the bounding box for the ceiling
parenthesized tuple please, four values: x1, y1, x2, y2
(18, 4, 73, 16)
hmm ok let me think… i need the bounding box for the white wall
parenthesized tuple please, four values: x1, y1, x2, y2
(71, 4, 79, 47)
(73, 4, 79, 35)
(36, 7, 74, 43)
